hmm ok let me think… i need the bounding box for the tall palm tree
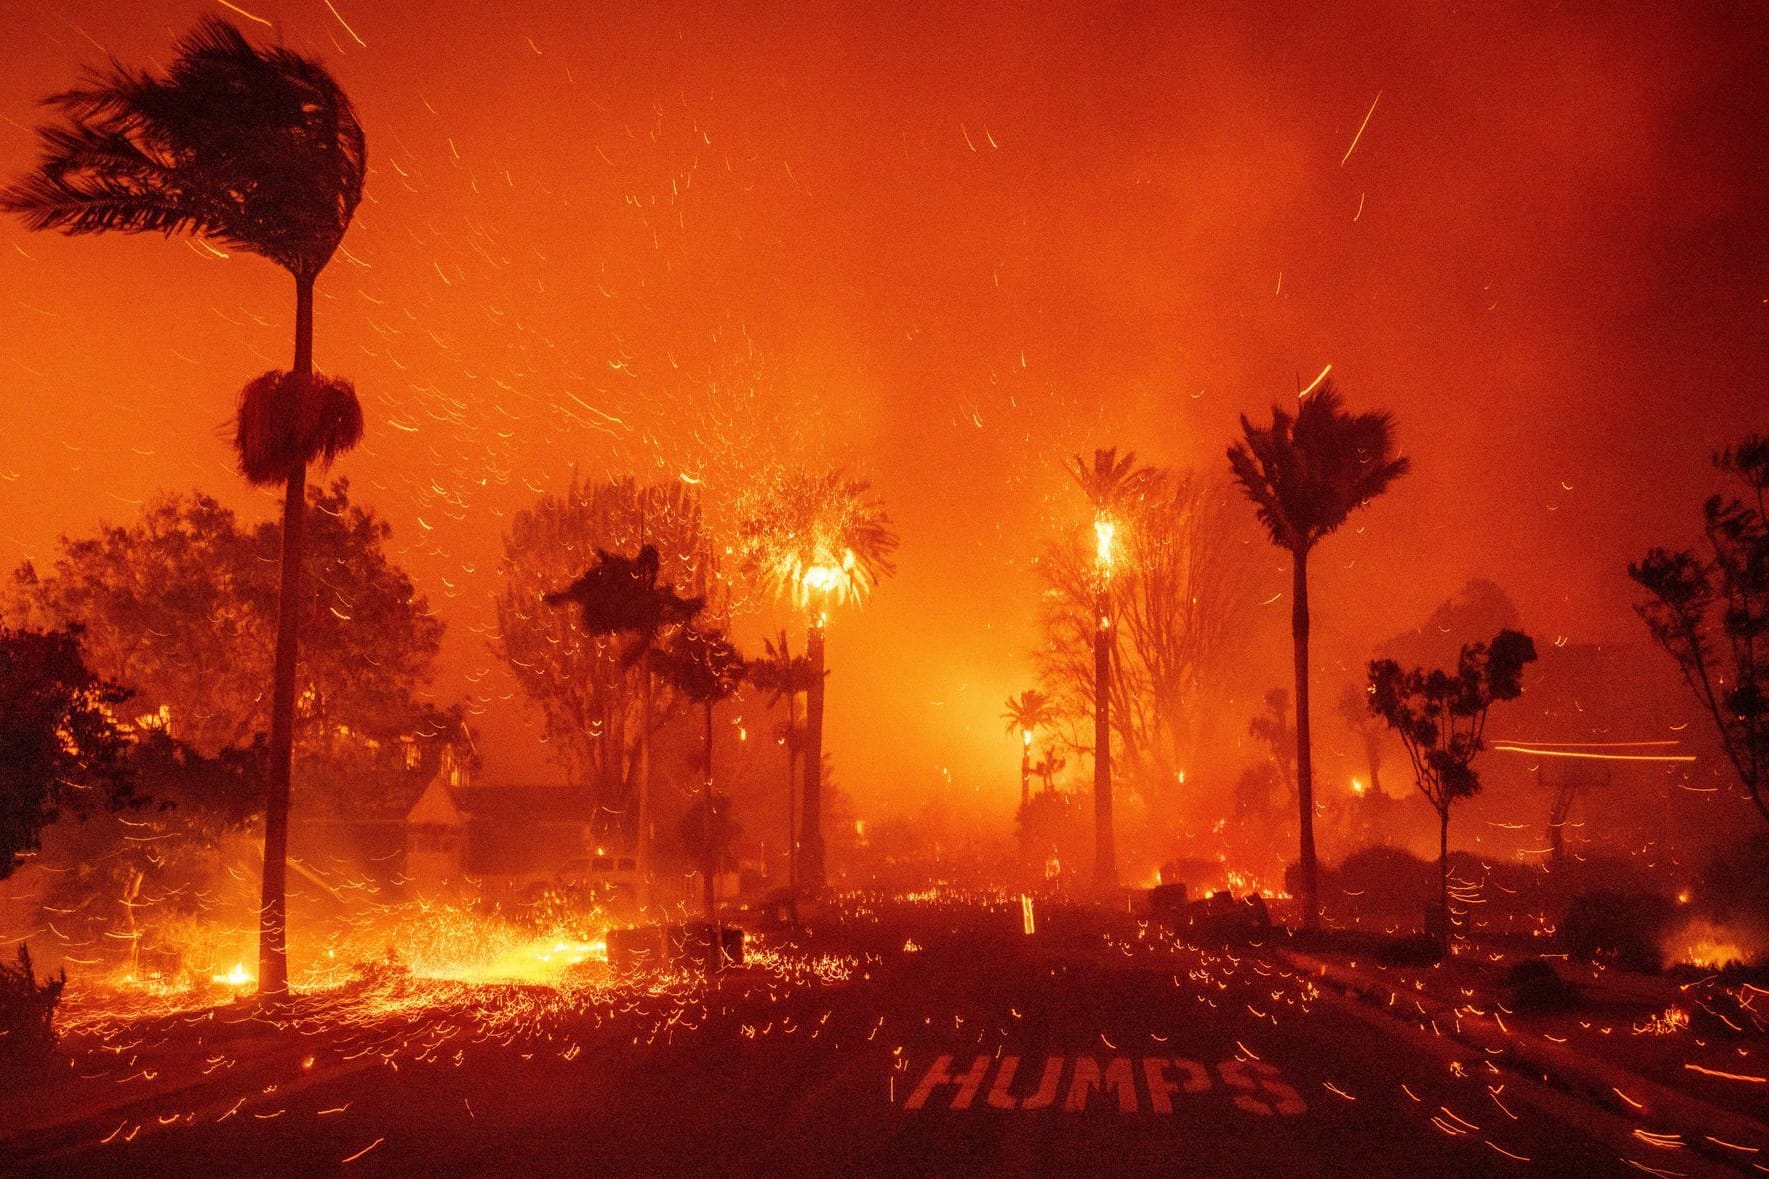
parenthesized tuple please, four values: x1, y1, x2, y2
(1001, 689, 1055, 808)
(1068, 447, 1157, 888)
(748, 630, 818, 890)
(738, 471, 897, 892)
(2, 18, 366, 1001)
(1227, 382, 1409, 928)
(546, 545, 704, 911)
(656, 625, 746, 969)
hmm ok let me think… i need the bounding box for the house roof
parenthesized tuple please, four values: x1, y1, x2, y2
(405, 780, 598, 826)
(452, 785, 598, 823)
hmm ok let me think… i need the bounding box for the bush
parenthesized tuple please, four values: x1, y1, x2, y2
(1335, 845, 1437, 910)
(1560, 890, 1676, 973)
(1376, 932, 1445, 967)
(1501, 957, 1579, 1012)
(1, 943, 66, 1068)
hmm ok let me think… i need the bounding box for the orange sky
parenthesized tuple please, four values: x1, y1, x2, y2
(1, 1, 1764, 816)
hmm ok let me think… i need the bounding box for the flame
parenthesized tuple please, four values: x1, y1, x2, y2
(1093, 517, 1115, 571)
(1671, 919, 1755, 970)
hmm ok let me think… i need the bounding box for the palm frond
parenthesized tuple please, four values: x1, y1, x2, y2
(3, 16, 365, 279)
(1228, 380, 1407, 553)
(232, 370, 364, 487)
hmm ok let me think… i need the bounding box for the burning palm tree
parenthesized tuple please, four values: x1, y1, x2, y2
(546, 545, 705, 911)
(738, 471, 897, 892)
(1068, 447, 1157, 888)
(1227, 382, 1409, 928)
(2, 18, 367, 1001)
(1001, 689, 1056, 808)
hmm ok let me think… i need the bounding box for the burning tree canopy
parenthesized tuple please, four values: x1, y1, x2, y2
(736, 469, 898, 617)
(7, 483, 469, 818)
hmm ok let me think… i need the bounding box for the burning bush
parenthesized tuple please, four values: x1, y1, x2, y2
(1665, 917, 1758, 972)
(0, 943, 65, 1070)
(1560, 890, 1676, 973)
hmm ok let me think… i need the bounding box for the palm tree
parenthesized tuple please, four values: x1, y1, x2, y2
(1227, 382, 1409, 928)
(2, 18, 366, 1001)
(546, 545, 704, 911)
(748, 631, 819, 890)
(1001, 689, 1056, 808)
(656, 625, 745, 968)
(738, 471, 897, 892)
(1068, 447, 1157, 888)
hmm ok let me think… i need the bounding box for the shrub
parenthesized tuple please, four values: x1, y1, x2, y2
(1501, 957, 1579, 1012)
(1560, 890, 1676, 973)
(1376, 932, 1445, 967)
(1335, 845, 1436, 910)
(0, 943, 66, 1068)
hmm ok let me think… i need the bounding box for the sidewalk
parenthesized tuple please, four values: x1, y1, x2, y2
(1276, 941, 1769, 1173)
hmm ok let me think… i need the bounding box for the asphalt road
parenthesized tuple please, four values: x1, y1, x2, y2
(5, 899, 1717, 1178)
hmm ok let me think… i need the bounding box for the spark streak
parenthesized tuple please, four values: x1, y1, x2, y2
(1340, 91, 1381, 166)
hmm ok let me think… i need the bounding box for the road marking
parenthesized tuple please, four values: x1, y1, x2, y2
(904, 1055, 1307, 1115)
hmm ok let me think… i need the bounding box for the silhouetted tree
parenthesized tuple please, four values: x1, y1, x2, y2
(1631, 436, 1769, 825)
(1337, 684, 1385, 799)
(747, 631, 818, 889)
(546, 545, 704, 910)
(1368, 629, 1536, 939)
(737, 470, 897, 891)
(3, 17, 367, 1001)
(1002, 690, 1056, 808)
(497, 478, 710, 818)
(0, 625, 135, 878)
(657, 625, 746, 967)
(1249, 688, 1297, 810)
(1228, 382, 1410, 928)
(8, 484, 467, 819)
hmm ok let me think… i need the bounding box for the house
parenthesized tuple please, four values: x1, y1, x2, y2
(405, 759, 599, 902)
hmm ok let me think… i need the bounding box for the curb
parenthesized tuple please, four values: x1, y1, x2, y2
(1278, 948, 1769, 1173)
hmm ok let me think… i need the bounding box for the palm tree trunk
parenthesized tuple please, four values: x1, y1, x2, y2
(637, 647, 653, 912)
(786, 693, 798, 892)
(1020, 745, 1031, 810)
(1292, 546, 1319, 930)
(258, 272, 313, 1004)
(1094, 587, 1116, 888)
(703, 700, 717, 971)
(801, 625, 826, 893)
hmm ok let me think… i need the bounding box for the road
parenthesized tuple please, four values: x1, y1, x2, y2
(4, 897, 1730, 1177)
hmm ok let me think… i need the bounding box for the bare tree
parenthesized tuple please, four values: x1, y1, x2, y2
(1035, 470, 1261, 804)
(495, 477, 711, 840)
